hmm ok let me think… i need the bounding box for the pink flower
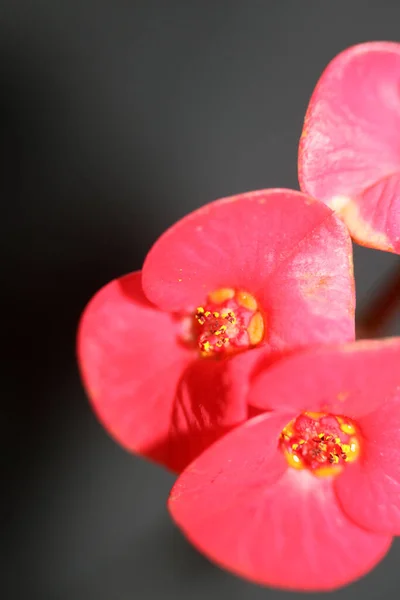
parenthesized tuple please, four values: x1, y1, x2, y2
(299, 41, 400, 253)
(169, 339, 400, 591)
(77, 189, 355, 472)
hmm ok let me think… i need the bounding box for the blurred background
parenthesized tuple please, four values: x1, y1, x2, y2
(2, 2, 400, 599)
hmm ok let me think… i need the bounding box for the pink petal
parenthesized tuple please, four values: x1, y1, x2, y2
(336, 392, 400, 535)
(170, 356, 248, 472)
(263, 213, 355, 347)
(169, 413, 391, 591)
(299, 41, 400, 252)
(142, 189, 355, 347)
(352, 173, 400, 250)
(78, 272, 248, 472)
(248, 338, 400, 418)
(77, 271, 192, 470)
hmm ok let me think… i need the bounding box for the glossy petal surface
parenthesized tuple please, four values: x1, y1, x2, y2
(336, 392, 400, 535)
(249, 338, 400, 418)
(143, 189, 355, 347)
(169, 414, 391, 591)
(77, 272, 247, 471)
(299, 41, 400, 252)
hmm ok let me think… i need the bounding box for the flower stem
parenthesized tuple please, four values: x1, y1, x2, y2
(357, 261, 400, 338)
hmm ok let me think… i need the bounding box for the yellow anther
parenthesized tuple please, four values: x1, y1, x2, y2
(284, 451, 303, 470)
(314, 465, 342, 477)
(340, 422, 356, 435)
(208, 288, 235, 303)
(247, 311, 264, 345)
(222, 311, 236, 324)
(304, 412, 322, 420)
(236, 291, 258, 311)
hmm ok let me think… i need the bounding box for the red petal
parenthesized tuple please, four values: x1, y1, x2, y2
(264, 213, 355, 347)
(170, 357, 248, 472)
(299, 41, 400, 252)
(248, 338, 400, 418)
(352, 173, 400, 251)
(77, 272, 192, 469)
(77, 272, 249, 472)
(142, 189, 355, 346)
(336, 394, 400, 535)
(169, 414, 391, 591)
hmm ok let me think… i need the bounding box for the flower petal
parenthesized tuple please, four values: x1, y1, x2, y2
(248, 338, 400, 418)
(349, 173, 400, 251)
(77, 271, 192, 470)
(299, 41, 400, 252)
(169, 413, 391, 591)
(336, 393, 400, 535)
(142, 188, 355, 346)
(170, 357, 248, 472)
(78, 272, 249, 472)
(263, 213, 355, 347)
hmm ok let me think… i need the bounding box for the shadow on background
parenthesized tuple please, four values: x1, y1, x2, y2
(1, 2, 400, 600)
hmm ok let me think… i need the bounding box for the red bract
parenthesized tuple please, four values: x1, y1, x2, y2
(169, 339, 400, 591)
(78, 189, 355, 472)
(299, 41, 400, 253)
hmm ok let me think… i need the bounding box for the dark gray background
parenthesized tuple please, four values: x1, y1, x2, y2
(2, 2, 400, 599)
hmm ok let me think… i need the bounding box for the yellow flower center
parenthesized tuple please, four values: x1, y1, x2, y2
(193, 287, 265, 357)
(280, 412, 360, 478)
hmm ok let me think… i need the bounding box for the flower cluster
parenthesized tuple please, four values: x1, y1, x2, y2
(78, 189, 354, 472)
(169, 339, 400, 591)
(78, 42, 400, 592)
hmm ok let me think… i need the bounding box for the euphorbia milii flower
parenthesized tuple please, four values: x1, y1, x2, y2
(169, 338, 400, 591)
(299, 41, 400, 253)
(78, 189, 355, 472)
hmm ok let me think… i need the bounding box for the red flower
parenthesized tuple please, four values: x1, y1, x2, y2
(169, 339, 400, 591)
(299, 41, 400, 253)
(77, 189, 355, 472)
